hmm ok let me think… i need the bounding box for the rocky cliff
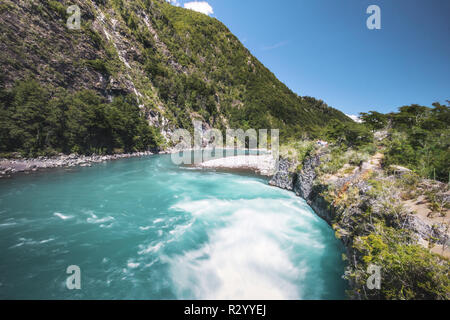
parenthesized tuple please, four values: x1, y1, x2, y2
(270, 147, 450, 299)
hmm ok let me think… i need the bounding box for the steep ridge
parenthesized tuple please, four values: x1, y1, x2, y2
(0, 0, 350, 153)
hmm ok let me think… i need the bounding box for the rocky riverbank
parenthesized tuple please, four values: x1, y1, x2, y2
(269, 153, 337, 228)
(269, 148, 449, 299)
(0, 151, 154, 178)
(270, 152, 449, 251)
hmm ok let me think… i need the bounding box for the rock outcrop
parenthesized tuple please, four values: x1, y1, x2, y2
(270, 152, 449, 251)
(268, 158, 295, 190)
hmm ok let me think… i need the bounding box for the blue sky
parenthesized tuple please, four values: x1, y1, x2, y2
(169, 0, 450, 115)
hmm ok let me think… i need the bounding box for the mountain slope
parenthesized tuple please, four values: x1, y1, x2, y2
(0, 0, 350, 155)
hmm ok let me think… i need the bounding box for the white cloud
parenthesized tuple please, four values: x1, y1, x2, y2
(262, 41, 289, 51)
(166, 0, 181, 6)
(183, 1, 214, 16)
(346, 114, 363, 123)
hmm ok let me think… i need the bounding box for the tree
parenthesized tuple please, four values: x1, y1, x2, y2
(325, 120, 373, 148)
(360, 111, 387, 132)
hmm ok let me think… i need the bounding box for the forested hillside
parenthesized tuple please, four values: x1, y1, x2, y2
(0, 0, 350, 157)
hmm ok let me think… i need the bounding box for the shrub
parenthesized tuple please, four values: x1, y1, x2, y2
(47, 1, 67, 18)
(350, 225, 450, 300)
(84, 59, 110, 74)
(280, 140, 316, 165)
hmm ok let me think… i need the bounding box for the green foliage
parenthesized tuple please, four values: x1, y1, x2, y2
(47, 0, 67, 19)
(350, 225, 449, 300)
(318, 147, 370, 175)
(0, 79, 162, 156)
(321, 156, 449, 300)
(318, 148, 347, 174)
(425, 185, 450, 218)
(83, 59, 110, 74)
(0, 2, 14, 13)
(280, 140, 316, 165)
(392, 172, 422, 200)
(1, 0, 353, 155)
(359, 111, 388, 132)
(134, 0, 351, 137)
(383, 102, 450, 182)
(84, 27, 105, 49)
(324, 119, 374, 148)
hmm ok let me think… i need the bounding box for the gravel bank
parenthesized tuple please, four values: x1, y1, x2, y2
(0, 152, 154, 178)
(198, 155, 277, 176)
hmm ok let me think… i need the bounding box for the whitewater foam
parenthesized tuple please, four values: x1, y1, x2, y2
(53, 212, 73, 220)
(0, 152, 346, 299)
(165, 197, 329, 299)
(87, 215, 115, 224)
(138, 242, 164, 255)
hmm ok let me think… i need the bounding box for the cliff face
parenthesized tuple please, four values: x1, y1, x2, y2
(270, 148, 450, 299)
(0, 0, 350, 143)
(270, 152, 338, 229)
(271, 151, 449, 245)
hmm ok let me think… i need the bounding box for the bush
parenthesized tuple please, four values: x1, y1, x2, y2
(318, 148, 369, 175)
(83, 59, 110, 74)
(350, 225, 450, 300)
(325, 120, 374, 148)
(47, 1, 67, 18)
(347, 150, 369, 166)
(280, 140, 316, 165)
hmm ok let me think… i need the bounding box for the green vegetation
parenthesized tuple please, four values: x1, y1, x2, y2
(47, 0, 67, 19)
(0, 0, 353, 159)
(287, 100, 449, 300)
(351, 224, 449, 300)
(322, 101, 450, 182)
(83, 59, 110, 75)
(0, 0, 448, 301)
(0, 79, 163, 157)
(318, 147, 371, 175)
(123, 0, 351, 138)
(324, 119, 374, 149)
(383, 102, 450, 182)
(321, 102, 449, 182)
(359, 111, 388, 132)
(324, 166, 450, 299)
(280, 140, 316, 166)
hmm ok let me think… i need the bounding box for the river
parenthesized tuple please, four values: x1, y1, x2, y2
(0, 153, 347, 299)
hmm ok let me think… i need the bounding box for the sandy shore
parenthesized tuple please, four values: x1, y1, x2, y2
(198, 154, 277, 176)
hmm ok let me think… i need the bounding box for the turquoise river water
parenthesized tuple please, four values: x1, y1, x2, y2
(0, 153, 347, 299)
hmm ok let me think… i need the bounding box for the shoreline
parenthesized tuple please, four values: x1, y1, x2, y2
(0, 148, 272, 178)
(197, 154, 277, 176)
(0, 151, 155, 178)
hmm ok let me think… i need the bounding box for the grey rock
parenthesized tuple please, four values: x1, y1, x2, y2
(294, 154, 321, 199)
(269, 159, 295, 190)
